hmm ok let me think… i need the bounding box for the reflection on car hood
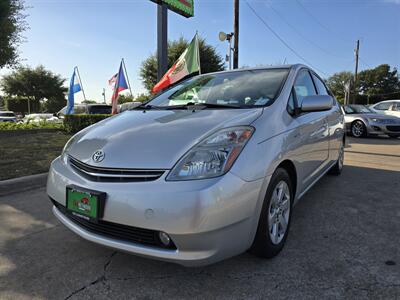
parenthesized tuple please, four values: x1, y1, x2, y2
(68, 109, 262, 169)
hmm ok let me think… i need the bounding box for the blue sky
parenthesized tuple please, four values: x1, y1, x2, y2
(1, 0, 399, 103)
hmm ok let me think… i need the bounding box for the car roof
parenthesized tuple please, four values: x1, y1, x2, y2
(373, 100, 400, 104)
(202, 64, 308, 76)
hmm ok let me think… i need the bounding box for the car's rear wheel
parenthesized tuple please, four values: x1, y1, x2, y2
(329, 140, 344, 175)
(351, 120, 367, 138)
(250, 168, 293, 258)
(388, 134, 400, 139)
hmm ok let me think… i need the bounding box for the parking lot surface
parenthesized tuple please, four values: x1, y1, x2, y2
(0, 137, 399, 299)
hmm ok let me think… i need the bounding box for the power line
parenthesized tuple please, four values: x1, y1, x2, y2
(295, 0, 349, 44)
(295, 0, 374, 70)
(266, 1, 351, 62)
(245, 0, 328, 76)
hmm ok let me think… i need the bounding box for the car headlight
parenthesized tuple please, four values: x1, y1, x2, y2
(166, 126, 254, 181)
(61, 135, 78, 164)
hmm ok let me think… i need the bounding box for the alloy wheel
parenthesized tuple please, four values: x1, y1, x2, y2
(268, 181, 291, 245)
(352, 121, 365, 137)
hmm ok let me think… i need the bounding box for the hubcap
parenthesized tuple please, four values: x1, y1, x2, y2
(268, 181, 291, 245)
(352, 122, 364, 137)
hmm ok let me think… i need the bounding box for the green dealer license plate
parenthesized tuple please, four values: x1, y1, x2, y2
(66, 186, 106, 220)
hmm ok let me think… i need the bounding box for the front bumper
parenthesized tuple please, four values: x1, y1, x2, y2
(47, 157, 266, 266)
(366, 123, 400, 135)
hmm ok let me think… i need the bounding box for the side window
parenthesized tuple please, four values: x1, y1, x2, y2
(311, 73, 329, 95)
(287, 92, 295, 115)
(294, 70, 317, 107)
(393, 103, 400, 111)
(375, 102, 391, 110)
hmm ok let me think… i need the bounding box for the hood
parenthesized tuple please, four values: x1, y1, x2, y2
(68, 108, 262, 169)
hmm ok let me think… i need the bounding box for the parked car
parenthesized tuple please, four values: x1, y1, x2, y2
(57, 104, 112, 117)
(370, 100, 400, 118)
(47, 64, 345, 266)
(24, 113, 61, 124)
(0, 111, 17, 122)
(343, 104, 400, 138)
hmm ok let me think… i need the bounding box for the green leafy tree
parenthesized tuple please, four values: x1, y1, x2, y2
(0, 65, 67, 113)
(140, 36, 225, 92)
(135, 93, 150, 103)
(326, 71, 353, 102)
(117, 94, 135, 104)
(81, 100, 97, 104)
(0, 0, 27, 68)
(357, 64, 400, 96)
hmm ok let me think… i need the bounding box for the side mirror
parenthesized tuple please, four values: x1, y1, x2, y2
(301, 95, 333, 112)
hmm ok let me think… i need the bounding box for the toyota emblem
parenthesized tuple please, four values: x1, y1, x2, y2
(92, 150, 105, 163)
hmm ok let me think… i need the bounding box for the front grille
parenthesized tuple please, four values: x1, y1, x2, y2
(51, 199, 176, 250)
(386, 126, 400, 132)
(69, 156, 166, 182)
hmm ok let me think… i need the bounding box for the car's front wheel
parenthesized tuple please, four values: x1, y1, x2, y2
(250, 168, 293, 258)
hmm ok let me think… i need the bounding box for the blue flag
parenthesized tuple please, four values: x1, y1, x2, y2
(66, 68, 82, 115)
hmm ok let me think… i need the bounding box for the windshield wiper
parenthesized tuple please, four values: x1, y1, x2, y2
(164, 102, 242, 110)
(131, 104, 161, 111)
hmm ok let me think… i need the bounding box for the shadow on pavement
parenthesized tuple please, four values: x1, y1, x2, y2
(0, 164, 399, 299)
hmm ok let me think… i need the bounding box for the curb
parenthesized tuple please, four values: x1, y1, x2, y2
(0, 173, 48, 197)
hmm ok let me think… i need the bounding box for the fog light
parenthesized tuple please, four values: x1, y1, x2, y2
(159, 231, 171, 246)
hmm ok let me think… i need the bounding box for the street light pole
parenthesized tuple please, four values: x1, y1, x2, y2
(233, 0, 239, 69)
(157, 4, 168, 81)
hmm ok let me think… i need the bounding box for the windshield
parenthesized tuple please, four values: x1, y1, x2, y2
(344, 105, 373, 114)
(145, 69, 289, 109)
(0, 112, 15, 117)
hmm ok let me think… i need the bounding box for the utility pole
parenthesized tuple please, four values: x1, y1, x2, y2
(353, 39, 360, 104)
(157, 3, 168, 81)
(102, 88, 106, 104)
(233, 0, 239, 69)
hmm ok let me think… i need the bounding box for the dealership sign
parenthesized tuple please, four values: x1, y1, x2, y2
(150, 0, 194, 18)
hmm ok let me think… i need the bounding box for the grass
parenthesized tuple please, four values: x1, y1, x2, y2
(0, 131, 72, 181)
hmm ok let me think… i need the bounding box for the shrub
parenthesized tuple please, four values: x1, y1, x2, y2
(0, 121, 63, 131)
(63, 114, 112, 134)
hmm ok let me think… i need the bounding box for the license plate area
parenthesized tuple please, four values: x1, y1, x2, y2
(66, 185, 106, 222)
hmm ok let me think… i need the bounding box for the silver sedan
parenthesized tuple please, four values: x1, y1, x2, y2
(47, 64, 345, 266)
(343, 105, 400, 138)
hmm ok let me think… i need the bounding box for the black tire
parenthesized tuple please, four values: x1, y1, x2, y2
(329, 140, 344, 175)
(388, 134, 400, 139)
(250, 168, 293, 258)
(351, 120, 367, 138)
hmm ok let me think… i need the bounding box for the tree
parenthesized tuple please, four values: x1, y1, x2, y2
(117, 94, 135, 104)
(325, 71, 353, 103)
(81, 100, 97, 104)
(140, 36, 225, 92)
(135, 93, 150, 103)
(0, 65, 67, 113)
(357, 64, 400, 96)
(0, 0, 27, 68)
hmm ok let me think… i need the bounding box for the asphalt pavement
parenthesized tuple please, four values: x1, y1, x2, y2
(0, 136, 399, 299)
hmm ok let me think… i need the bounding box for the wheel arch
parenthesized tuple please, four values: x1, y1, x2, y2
(276, 160, 297, 200)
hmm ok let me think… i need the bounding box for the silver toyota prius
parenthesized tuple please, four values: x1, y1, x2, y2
(47, 64, 345, 266)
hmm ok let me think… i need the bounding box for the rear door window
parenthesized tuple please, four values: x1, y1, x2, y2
(374, 102, 392, 110)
